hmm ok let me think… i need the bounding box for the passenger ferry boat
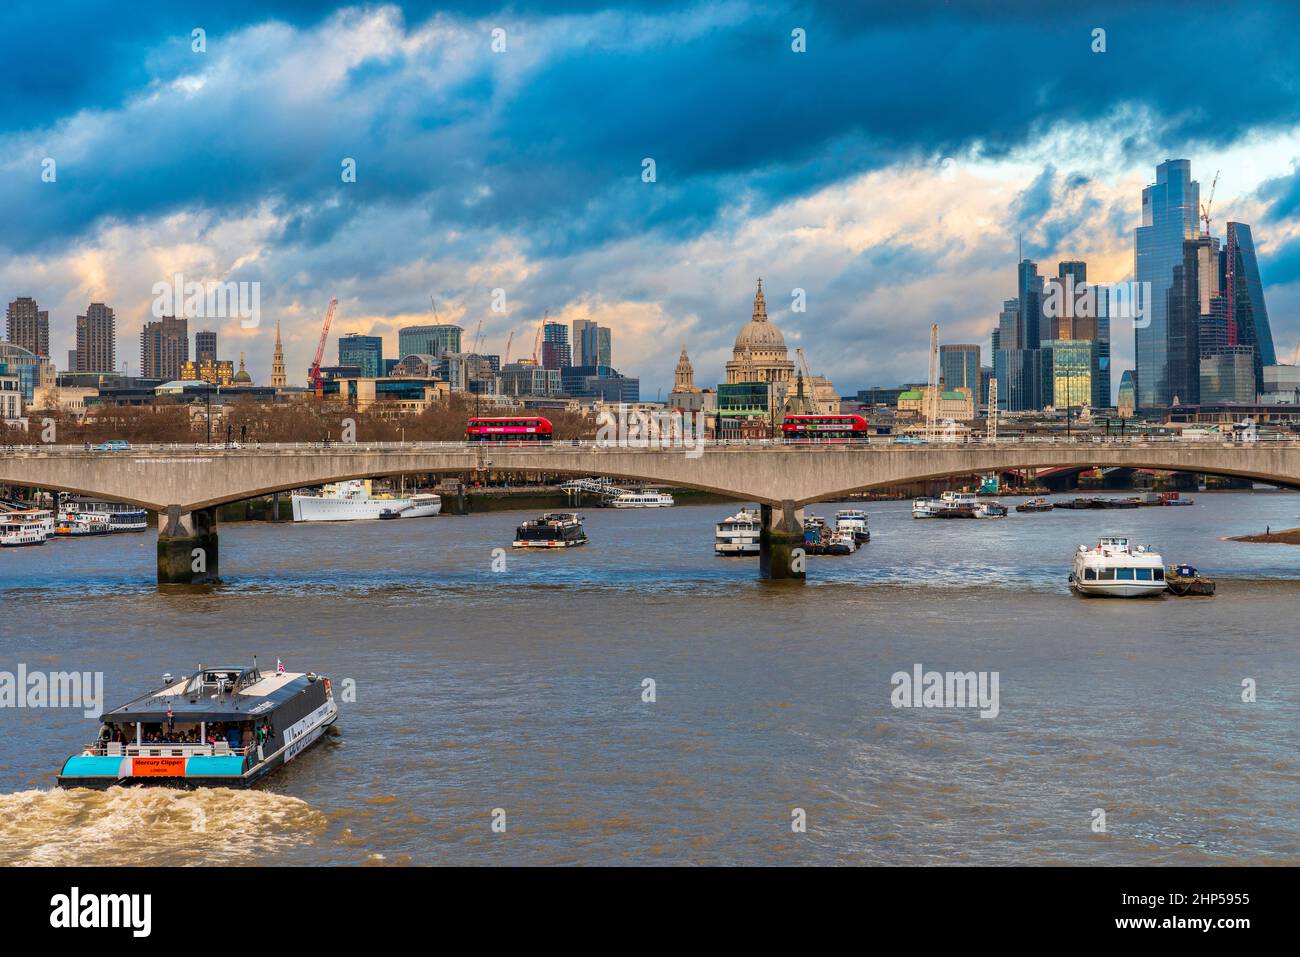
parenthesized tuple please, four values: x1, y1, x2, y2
(62, 498, 148, 532)
(513, 512, 588, 548)
(610, 490, 675, 508)
(0, 505, 54, 547)
(291, 480, 441, 521)
(715, 507, 761, 556)
(57, 663, 338, 789)
(913, 490, 978, 518)
(54, 509, 113, 536)
(1069, 537, 1166, 598)
(835, 509, 870, 543)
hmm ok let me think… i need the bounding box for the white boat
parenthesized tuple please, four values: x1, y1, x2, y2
(54, 510, 113, 537)
(715, 507, 761, 556)
(835, 509, 870, 543)
(973, 501, 1008, 518)
(1069, 537, 1166, 598)
(291, 480, 442, 522)
(610, 490, 675, 508)
(912, 497, 939, 519)
(64, 498, 148, 532)
(913, 490, 977, 518)
(0, 507, 54, 547)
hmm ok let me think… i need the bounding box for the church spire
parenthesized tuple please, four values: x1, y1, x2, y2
(752, 278, 767, 322)
(271, 319, 286, 388)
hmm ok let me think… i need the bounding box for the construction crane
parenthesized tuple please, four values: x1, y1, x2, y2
(471, 317, 485, 355)
(503, 330, 515, 366)
(986, 376, 998, 442)
(531, 310, 546, 365)
(789, 347, 819, 414)
(308, 297, 338, 394)
(1199, 170, 1220, 237)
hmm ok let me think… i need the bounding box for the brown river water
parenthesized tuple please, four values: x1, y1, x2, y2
(1, 490, 1297, 865)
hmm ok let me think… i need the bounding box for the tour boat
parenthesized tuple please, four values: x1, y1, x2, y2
(62, 498, 148, 532)
(57, 663, 338, 789)
(715, 507, 761, 556)
(835, 509, 870, 543)
(291, 480, 441, 521)
(912, 497, 939, 519)
(513, 512, 588, 548)
(0, 506, 54, 547)
(54, 510, 113, 537)
(1069, 537, 1166, 598)
(610, 490, 675, 508)
(914, 490, 978, 519)
(973, 501, 1008, 518)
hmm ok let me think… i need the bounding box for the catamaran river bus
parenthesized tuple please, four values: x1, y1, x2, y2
(58, 663, 337, 789)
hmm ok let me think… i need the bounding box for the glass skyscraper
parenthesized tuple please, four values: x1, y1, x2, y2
(339, 334, 384, 378)
(939, 344, 980, 393)
(398, 324, 462, 359)
(1223, 222, 1276, 395)
(1135, 159, 1199, 410)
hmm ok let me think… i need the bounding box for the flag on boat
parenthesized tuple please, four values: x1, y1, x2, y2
(276, 658, 285, 674)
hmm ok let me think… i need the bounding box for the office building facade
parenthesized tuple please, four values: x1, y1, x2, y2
(6, 297, 49, 359)
(398, 324, 462, 359)
(140, 316, 189, 381)
(76, 303, 116, 373)
(339, 334, 384, 379)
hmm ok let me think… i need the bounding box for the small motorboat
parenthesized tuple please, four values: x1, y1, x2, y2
(1016, 497, 1054, 513)
(973, 501, 1008, 518)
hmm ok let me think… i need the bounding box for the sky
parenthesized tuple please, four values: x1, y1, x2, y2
(3, 0, 1300, 400)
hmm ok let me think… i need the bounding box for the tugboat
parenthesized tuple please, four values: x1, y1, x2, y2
(1165, 563, 1216, 596)
(513, 512, 588, 548)
(972, 501, 1008, 518)
(1069, 537, 1166, 598)
(57, 662, 338, 789)
(1015, 497, 1054, 513)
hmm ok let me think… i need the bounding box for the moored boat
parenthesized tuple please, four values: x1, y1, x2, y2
(835, 509, 870, 543)
(513, 512, 588, 548)
(715, 507, 761, 556)
(610, 490, 675, 508)
(1069, 537, 1166, 598)
(63, 498, 148, 532)
(0, 504, 54, 546)
(1165, 563, 1216, 596)
(291, 480, 441, 522)
(57, 663, 338, 789)
(1015, 497, 1054, 513)
(54, 510, 113, 536)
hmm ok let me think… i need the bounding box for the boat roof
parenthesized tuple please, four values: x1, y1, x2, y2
(104, 666, 317, 722)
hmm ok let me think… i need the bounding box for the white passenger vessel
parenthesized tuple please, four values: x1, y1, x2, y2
(913, 490, 977, 518)
(291, 480, 442, 521)
(610, 490, 675, 508)
(715, 507, 761, 555)
(62, 498, 148, 532)
(1069, 537, 1166, 598)
(0, 505, 54, 546)
(835, 509, 870, 543)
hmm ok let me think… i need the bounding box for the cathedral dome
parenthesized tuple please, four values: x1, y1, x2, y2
(732, 280, 787, 355)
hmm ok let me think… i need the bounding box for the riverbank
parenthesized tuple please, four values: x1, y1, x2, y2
(1227, 527, 1300, 545)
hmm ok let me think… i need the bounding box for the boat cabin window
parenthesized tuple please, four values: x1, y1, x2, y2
(1098, 568, 1116, 580)
(1116, 568, 1135, 580)
(1154, 568, 1164, 580)
(1135, 568, 1153, 581)
(1084, 568, 1097, 581)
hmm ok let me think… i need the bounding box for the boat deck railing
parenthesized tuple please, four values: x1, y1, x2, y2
(82, 741, 259, 759)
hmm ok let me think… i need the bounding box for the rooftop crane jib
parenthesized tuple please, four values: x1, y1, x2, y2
(308, 297, 339, 394)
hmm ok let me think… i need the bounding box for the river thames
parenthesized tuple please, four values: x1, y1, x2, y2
(1, 490, 1297, 865)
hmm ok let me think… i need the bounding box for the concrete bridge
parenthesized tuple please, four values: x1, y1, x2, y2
(4, 438, 1299, 584)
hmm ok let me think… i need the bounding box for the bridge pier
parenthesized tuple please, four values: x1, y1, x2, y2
(759, 501, 805, 582)
(157, 506, 220, 585)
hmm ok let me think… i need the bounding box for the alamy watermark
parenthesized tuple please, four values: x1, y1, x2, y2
(0, 665, 104, 718)
(1042, 276, 1150, 330)
(890, 663, 999, 719)
(595, 405, 707, 458)
(151, 272, 261, 328)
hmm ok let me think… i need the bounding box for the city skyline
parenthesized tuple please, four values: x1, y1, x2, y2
(3, 3, 1300, 397)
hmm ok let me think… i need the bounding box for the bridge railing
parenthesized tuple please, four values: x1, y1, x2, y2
(3, 435, 1300, 454)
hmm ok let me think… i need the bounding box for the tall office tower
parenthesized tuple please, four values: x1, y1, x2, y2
(1018, 259, 1045, 349)
(939, 344, 980, 392)
(140, 316, 189, 381)
(76, 302, 117, 373)
(1117, 370, 1136, 417)
(6, 297, 49, 358)
(195, 330, 218, 364)
(339, 333, 384, 378)
(571, 319, 595, 365)
(1095, 285, 1112, 407)
(541, 321, 572, 369)
(271, 320, 287, 387)
(1222, 222, 1277, 395)
(1135, 159, 1200, 409)
(398, 324, 462, 359)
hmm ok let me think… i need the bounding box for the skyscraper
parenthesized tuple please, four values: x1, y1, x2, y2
(398, 324, 461, 358)
(939, 344, 980, 393)
(572, 318, 611, 367)
(5, 297, 49, 359)
(1135, 159, 1199, 409)
(541, 321, 572, 369)
(195, 330, 218, 364)
(76, 303, 116, 373)
(339, 333, 384, 378)
(141, 316, 189, 381)
(1222, 222, 1276, 395)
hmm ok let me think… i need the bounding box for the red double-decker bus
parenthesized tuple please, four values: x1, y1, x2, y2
(781, 414, 869, 441)
(465, 416, 554, 442)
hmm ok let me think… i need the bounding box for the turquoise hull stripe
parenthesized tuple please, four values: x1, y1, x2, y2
(61, 756, 128, 777)
(184, 756, 246, 777)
